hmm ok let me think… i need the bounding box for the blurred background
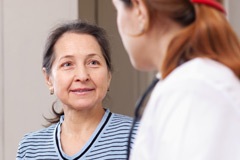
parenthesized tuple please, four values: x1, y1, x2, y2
(0, 0, 239, 159)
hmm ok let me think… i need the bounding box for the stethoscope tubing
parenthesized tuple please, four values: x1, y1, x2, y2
(127, 77, 160, 160)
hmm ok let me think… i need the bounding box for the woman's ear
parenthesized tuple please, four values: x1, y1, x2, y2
(43, 68, 55, 95)
(107, 72, 112, 89)
(42, 68, 53, 88)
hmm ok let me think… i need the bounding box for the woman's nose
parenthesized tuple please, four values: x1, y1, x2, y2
(74, 67, 90, 82)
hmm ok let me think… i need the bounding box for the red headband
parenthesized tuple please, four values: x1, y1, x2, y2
(191, 0, 226, 14)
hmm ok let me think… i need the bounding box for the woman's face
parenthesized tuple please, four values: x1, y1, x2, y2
(46, 32, 111, 111)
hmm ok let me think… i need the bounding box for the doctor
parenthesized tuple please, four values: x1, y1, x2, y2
(112, 0, 240, 159)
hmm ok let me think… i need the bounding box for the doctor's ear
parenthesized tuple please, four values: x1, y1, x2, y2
(131, 0, 150, 35)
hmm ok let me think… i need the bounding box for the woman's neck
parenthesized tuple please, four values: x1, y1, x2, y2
(60, 107, 105, 156)
(61, 107, 105, 135)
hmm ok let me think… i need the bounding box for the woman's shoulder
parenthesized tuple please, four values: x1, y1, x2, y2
(17, 124, 58, 159)
(112, 113, 133, 121)
(19, 124, 57, 144)
(102, 112, 139, 142)
(109, 112, 139, 129)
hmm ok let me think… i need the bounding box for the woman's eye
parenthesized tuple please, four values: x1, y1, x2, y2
(89, 60, 100, 66)
(62, 62, 72, 67)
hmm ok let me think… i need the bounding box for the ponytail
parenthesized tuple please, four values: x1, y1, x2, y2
(162, 4, 240, 79)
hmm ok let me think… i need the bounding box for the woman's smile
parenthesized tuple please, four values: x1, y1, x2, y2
(70, 87, 95, 95)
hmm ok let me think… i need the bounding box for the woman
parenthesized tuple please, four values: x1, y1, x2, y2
(112, 0, 240, 159)
(16, 20, 138, 160)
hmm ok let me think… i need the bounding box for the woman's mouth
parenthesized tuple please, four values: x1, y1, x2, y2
(70, 88, 94, 94)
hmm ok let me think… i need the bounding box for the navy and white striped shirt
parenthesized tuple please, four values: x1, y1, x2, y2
(16, 109, 138, 160)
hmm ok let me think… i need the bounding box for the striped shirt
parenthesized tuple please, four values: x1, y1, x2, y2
(16, 109, 138, 160)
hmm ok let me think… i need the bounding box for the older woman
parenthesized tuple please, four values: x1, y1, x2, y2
(16, 20, 138, 160)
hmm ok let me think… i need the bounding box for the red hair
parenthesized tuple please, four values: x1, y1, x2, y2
(161, 3, 240, 79)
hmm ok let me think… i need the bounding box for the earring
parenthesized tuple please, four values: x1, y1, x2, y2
(50, 87, 54, 95)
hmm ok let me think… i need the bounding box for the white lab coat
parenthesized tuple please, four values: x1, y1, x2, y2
(131, 58, 240, 160)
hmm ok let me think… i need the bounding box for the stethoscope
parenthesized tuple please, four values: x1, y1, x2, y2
(126, 76, 160, 160)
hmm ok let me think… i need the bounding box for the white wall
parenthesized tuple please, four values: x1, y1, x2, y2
(0, 0, 4, 159)
(0, 1, 78, 159)
(228, 0, 240, 36)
